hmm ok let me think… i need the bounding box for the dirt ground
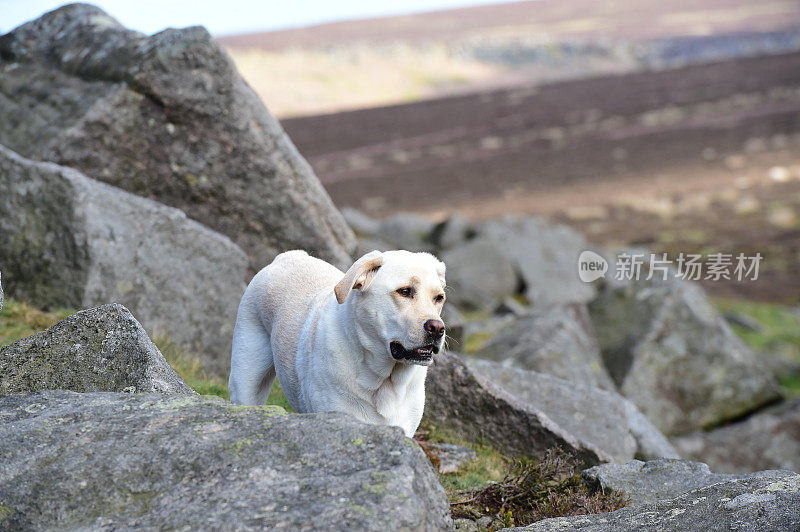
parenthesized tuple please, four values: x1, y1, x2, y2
(435, 149, 800, 304)
(282, 53, 800, 304)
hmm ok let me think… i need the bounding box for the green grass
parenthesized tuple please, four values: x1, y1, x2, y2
(419, 423, 507, 495)
(714, 299, 800, 352)
(0, 298, 73, 347)
(714, 298, 800, 395)
(462, 331, 495, 354)
(0, 297, 293, 410)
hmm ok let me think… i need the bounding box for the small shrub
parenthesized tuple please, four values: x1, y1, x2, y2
(450, 449, 628, 529)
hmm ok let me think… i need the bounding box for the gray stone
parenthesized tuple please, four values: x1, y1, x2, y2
(454, 516, 493, 531)
(672, 398, 800, 474)
(424, 351, 612, 468)
(375, 212, 436, 251)
(342, 207, 381, 237)
(429, 214, 476, 251)
(510, 471, 800, 531)
(492, 296, 529, 317)
(423, 442, 478, 474)
(582, 459, 793, 506)
(0, 304, 193, 395)
(476, 303, 616, 391)
(0, 4, 355, 272)
(467, 359, 678, 463)
(441, 238, 520, 310)
(0, 270, 3, 314)
(479, 216, 594, 306)
(758, 347, 800, 382)
(441, 304, 466, 352)
(723, 310, 765, 333)
(462, 314, 519, 356)
(0, 144, 246, 378)
(0, 390, 452, 531)
(589, 277, 781, 435)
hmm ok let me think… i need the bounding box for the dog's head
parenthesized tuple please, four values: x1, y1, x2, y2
(334, 250, 446, 366)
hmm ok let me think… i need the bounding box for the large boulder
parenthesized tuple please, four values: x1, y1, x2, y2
(478, 216, 595, 306)
(673, 398, 800, 474)
(582, 459, 793, 506)
(588, 277, 781, 435)
(0, 4, 355, 272)
(424, 351, 612, 468)
(0, 304, 193, 395)
(512, 471, 800, 531)
(467, 359, 678, 462)
(476, 303, 616, 391)
(0, 145, 245, 378)
(0, 391, 452, 531)
(441, 238, 520, 311)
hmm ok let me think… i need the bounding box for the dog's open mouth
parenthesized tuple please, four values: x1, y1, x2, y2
(390, 341, 439, 364)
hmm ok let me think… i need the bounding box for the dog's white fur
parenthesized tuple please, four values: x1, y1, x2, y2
(228, 249, 446, 437)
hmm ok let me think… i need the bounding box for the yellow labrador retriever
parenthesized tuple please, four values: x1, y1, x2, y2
(229, 249, 447, 437)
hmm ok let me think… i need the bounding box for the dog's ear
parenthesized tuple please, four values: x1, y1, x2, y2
(334, 250, 384, 304)
(435, 260, 446, 288)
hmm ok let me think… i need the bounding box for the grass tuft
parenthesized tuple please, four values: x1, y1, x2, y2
(0, 298, 73, 348)
(449, 449, 628, 529)
(416, 423, 506, 494)
(0, 297, 292, 410)
(714, 298, 800, 395)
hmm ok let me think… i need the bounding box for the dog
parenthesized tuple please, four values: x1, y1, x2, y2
(228, 249, 447, 437)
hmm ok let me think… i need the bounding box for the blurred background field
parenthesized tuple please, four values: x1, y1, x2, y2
(219, 0, 800, 305)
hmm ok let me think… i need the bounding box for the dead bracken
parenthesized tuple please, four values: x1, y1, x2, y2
(450, 449, 629, 529)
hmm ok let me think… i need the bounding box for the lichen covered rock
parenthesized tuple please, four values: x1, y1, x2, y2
(476, 303, 615, 391)
(512, 471, 800, 531)
(673, 398, 800, 473)
(0, 304, 193, 395)
(582, 459, 793, 506)
(0, 391, 452, 531)
(0, 145, 246, 378)
(589, 277, 781, 435)
(467, 359, 678, 462)
(424, 351, 611, 468)
(0, 3, 355, 272)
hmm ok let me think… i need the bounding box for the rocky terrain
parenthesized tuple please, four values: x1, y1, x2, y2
(0, 5, 798, 531)
(0, 3, 355, 274)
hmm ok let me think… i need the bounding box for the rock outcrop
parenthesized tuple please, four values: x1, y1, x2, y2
(479, 216, 594, 306)
(589, 277, 781, 435)
(0, 145, 246, 378)
(0, 304, 193, 395)
(440, 238, 520, 310)
(467, 359, 678, 462)
(511, 471, 800, 531)
(582, 459, 793, 505)
(476, 303, 615, 391)
(0, 4, 355, 272)
(424, 351, 612, 468)
(673, 398, 800, 474)
(0, 391, 452, 531)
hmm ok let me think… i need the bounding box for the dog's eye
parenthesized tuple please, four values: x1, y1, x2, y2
(434, 294, 444, 303)
(396, 287, 414, 298)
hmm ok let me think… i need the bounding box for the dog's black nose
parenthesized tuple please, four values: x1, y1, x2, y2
(424, 319, 445, 339)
